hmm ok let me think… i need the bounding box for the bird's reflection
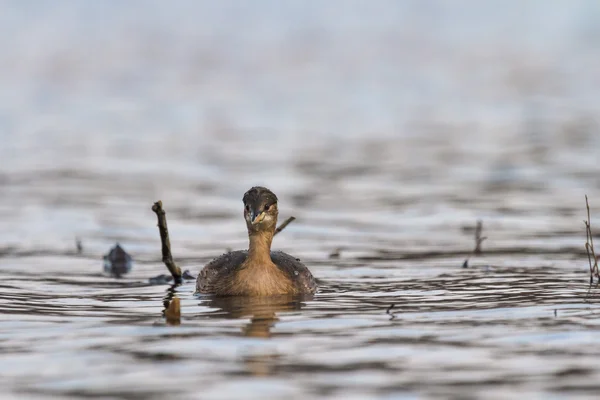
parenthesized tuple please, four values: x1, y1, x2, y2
(161, 287, 311, 376)
(160, 288, 311, 376)
(202, 295, 312, 377)
(202, 295, 312, 338)
(160, 282, 312, 336)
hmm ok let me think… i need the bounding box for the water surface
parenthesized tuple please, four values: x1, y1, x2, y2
(2, 2, 600, 399)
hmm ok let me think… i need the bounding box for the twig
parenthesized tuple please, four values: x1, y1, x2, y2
(329, 247, 342, 259)
(274, 216, 296, 236)
(152, 201, 182, 284)
(474, 220, 487, 255)
(386, 304, 397, 320)
(584, 195, 599, 284)
(461, 220, 487, 267)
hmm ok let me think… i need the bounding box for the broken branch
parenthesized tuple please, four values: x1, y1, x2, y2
(584, 195, 599, 283)
(152, 200, 182, 284)
(474, 220, 487, 255)
(274, 216, 296, 236)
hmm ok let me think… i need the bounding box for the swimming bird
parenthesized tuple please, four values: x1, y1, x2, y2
(196, 186, 317, 296)
(103, 243, 133, 277)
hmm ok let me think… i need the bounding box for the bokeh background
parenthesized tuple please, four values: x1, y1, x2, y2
(2, 0, 599, 258)
(2, 1, 600, 399)
(2, 1, 600, 257)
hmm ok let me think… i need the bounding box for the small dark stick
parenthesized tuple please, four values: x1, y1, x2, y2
(474, 220, 487, 255)
(329, 248, 342, 259)
(75, 237, 83, 255)
(386, 304, 397, 320)
(152, 201, 182, 284)
(584, 195, 599, 283)
(274, 216, 296, 236)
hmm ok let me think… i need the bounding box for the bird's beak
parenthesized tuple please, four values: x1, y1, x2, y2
(250, 210, 266, 225)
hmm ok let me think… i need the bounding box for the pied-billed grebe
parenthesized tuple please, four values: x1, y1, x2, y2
(196, 187, 317, 296)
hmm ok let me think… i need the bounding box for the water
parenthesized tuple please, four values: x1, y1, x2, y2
(2, 1, 600, 399)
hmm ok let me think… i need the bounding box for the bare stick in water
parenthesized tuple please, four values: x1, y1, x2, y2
(75, 237, 83, 254)
(274, 216, 296, 236)
(584, 195, 599, 283)
(463, 220, 487, 267)
(152, 201, 182, 284)
(386, 304, 397, 320)
(474, 220, 487, 255)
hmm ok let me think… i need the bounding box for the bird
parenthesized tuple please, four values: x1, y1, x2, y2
(196, 186, 317, 296)
(103, 243, 133, 277)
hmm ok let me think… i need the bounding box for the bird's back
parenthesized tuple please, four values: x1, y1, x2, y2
(196, 250, 317, 295)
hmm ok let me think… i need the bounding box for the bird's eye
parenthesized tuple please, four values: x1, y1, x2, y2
(245, 205, 250, 212)
(264, 204, 271, 212)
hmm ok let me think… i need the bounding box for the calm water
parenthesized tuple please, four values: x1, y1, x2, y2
(2, 1, 600, 399)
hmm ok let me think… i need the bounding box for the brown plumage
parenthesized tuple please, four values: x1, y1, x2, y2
(196, 186, 317, 296)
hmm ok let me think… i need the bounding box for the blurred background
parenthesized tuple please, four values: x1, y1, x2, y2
(2, 1, 600, 398)
(1, 0, 599, 258)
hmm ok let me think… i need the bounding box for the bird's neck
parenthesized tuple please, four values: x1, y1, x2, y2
(247, 229, 274, 264)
